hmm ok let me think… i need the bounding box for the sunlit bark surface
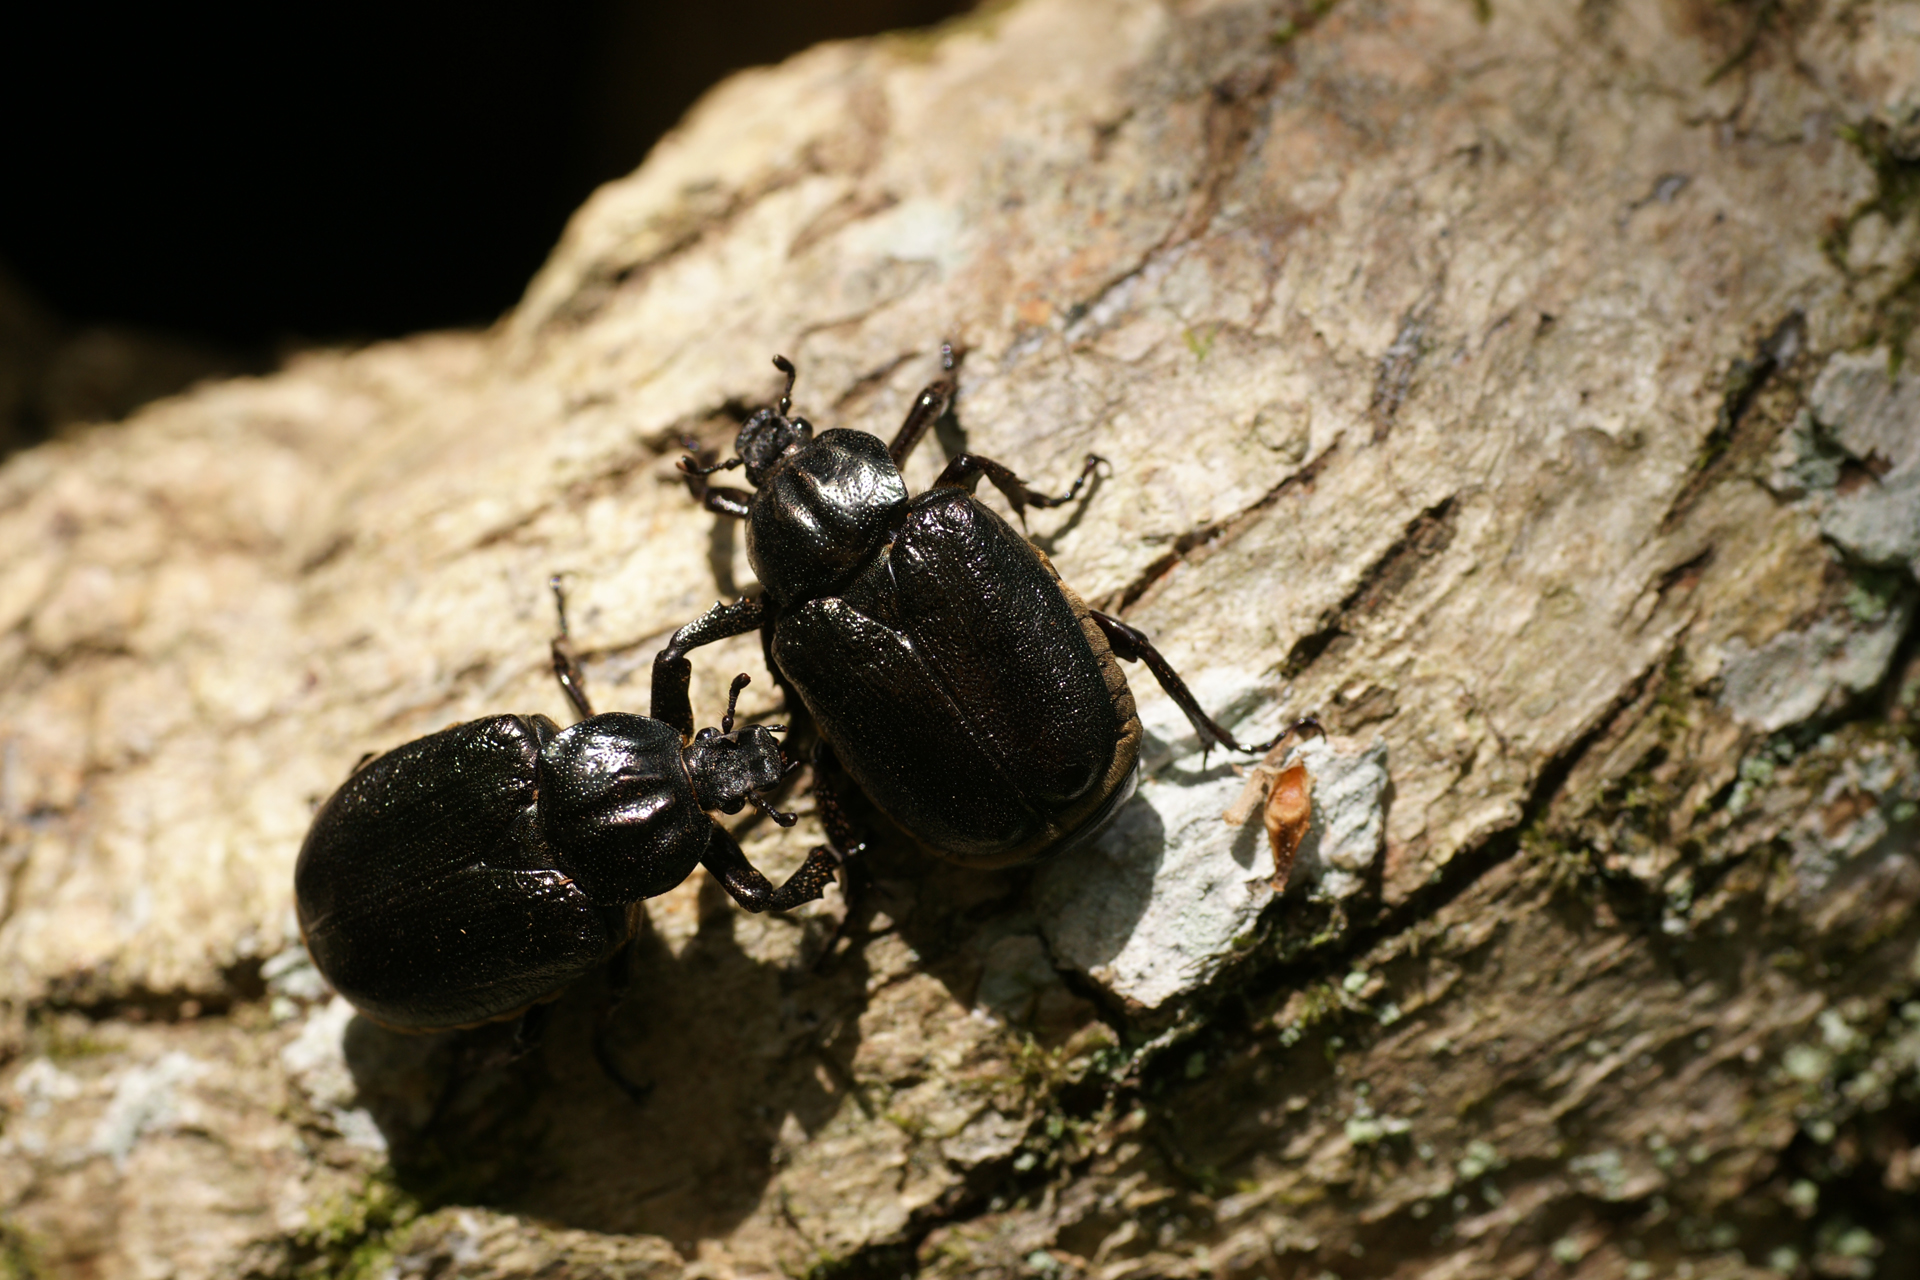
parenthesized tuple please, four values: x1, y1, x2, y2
(2, 1, 1918, 1276)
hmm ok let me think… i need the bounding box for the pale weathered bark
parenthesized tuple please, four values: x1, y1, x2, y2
(3, 1, 1919, 1277)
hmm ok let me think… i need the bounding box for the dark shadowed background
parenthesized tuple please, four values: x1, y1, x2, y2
(0, 2, 970, 449)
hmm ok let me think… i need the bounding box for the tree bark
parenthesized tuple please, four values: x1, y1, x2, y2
(3, 1, 1919, 1277)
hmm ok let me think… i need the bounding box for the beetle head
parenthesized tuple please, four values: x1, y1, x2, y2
(734, 354, 814, 487)
(735, 410, 813, 488)
(681, 672, 797, 825)
(684, 724, 792, 822)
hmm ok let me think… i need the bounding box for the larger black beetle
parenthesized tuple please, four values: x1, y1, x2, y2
(658, 353, 1295, 871)
(294, 584, 836, 1041)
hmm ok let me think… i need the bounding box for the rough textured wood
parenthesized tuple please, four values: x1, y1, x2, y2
(3, 1, 1919, 1276)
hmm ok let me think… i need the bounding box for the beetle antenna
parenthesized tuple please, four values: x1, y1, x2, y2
(746, 792, 799, 827)
(722, 672, 751, 735)
(772, 354, 797, 417)
(677, 431, 744, 477)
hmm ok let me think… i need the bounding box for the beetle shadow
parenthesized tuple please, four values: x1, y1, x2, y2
(705, 510, 740, 598)
(343, 880, 873, 1246)
(932, 396, 969, 461)
(825, 783, 1118, 1050)
(1024, 788, 1169, 978)
(339, 1014, 455, 1144)
(340, 1015, 550, 1205)
(1227, 796, 1265, 870)
(334, 764, 1190, 1247)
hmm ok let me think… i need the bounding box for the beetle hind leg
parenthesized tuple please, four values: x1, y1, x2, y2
(1091, 610, 1318, 757)
(422, 997, 558, 1131)
(507, 1001, 557, 1062)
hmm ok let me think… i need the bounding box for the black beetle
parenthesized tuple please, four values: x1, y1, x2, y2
(658, 352, 1301, 872)
(294, 582, 837, 1050)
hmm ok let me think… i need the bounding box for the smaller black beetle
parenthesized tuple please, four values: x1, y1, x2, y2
(294, 583, 835, 1047)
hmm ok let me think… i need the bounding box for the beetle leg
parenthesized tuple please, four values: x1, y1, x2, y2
(701, 823, 839, 913)
(676, 433, 754, 518)
(548, 576, 596, 721)
(1242, 714, 1325, 756)
(697, 484, 755, 519)
(426, 1004, 554, 1132)
(887, 376, 956, 468)
(811, 740, 868, 869)
(1090, 610, 1319, 757)
(759, 605, 801, 712)
(680, 464, 754, 519)
(933, 453, 1103, 528)
(651, 596, 767, 738)
(590, 942, 654, 1105)
(809, 740, 873, 969)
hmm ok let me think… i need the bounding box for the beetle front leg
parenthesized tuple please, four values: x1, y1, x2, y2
(650, 596, 766, 737)
(934, 452, 1103, 527)
(701, 824, 839, 913)
(1091, 610, 1320, 756)
(887, 376, 956, 468)
(678, 437, 754, 519)
(679, 464, 754, 518)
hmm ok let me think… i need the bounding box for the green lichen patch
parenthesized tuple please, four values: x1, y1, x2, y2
(1842, 119, 1920, 233)
(1870, 257, 1920, 374)
(284, 1174, 420, 1280)
(0, 1219, 45, 1280)
(1829, 117, 1920, 368)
